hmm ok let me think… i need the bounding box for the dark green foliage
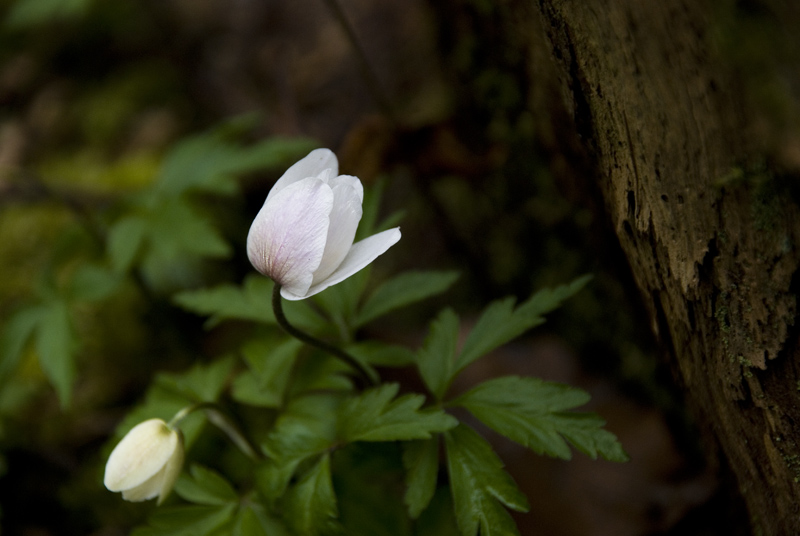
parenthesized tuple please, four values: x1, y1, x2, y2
(0, 106, 625, 535)
(454, 376, 628, 461)
(338, 383, 457, 442)
(445, 424, 529, 536)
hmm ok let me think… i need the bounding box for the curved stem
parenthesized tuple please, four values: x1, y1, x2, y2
(169, 402, 263, 461)
(272, 284, 376, 387)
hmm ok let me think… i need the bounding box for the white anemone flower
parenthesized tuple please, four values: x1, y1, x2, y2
(247, 148, 401, 300)
(104, 418, 184, 505)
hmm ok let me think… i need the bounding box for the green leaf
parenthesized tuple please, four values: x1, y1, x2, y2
(157, 355, 235, 403)
(547, 413, 629, 462)
(288, 354, 353, 395)
(233, 504, 292, 536)
(5, 0, 91, 28)
(107, 215, 147, 273)
(457, 275, 592, 372)
(338, 383, 457, 442)
(173, 274, 322, 329)
(313, 266, 371, 332)
(416, 309, 460, 400)
(174, 464, 238, 506)
(402, 438, 439, 519)
(132, 504, 237, 536)
(258, 395, 339, 503)
(333, 443, 412, 536)
(146, 198, 231, 259)
(453, 376, 627, 461)
(414, 487, 460, 536)
(0, 305, 45, 381)
(35, 300, 76, 408)
(173, 274, 273, 326)
(356, 176, 385, 241)
(157, 130, 316, 197)
(444, 424, 529, 536)
(283, 453, 341, 536)
(345, 341, 416, 368)
(356, 271, 460, 327)
(232, 338, 300, 407)
(66, 262, 123, 302)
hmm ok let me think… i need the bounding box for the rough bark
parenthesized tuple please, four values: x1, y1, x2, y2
(533, 0, 800, 533)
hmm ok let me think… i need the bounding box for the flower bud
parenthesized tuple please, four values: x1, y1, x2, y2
(104, 418, 184, 504)
(247, 148, 401, 300)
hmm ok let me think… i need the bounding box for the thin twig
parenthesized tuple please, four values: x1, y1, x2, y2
(321, 0, 399, 129)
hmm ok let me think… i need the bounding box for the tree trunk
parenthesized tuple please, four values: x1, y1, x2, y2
(533, 0, 800, 533)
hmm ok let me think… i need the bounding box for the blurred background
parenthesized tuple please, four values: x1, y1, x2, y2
(0, 0, 785, 534)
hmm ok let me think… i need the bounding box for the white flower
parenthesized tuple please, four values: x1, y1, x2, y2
(247, 148, 401, 300)
(104, 418, 184, 505)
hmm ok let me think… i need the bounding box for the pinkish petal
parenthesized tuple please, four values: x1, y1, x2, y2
(266, 148, 338, 203)
(284, 227, 401, 300)
(311, 176, 363, 285)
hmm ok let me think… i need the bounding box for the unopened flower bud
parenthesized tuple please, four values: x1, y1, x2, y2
(104, 418, 184, 504)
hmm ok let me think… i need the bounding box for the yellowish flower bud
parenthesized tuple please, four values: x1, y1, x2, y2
(104, 418, 184, 505)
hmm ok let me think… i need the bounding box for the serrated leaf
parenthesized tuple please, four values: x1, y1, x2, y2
(232, 338, 300, 407)
(356, 176, 386, 241)
(457, 275, 592, 372)
(156, 132, 246, 197)
(548, 413, 629, 462)
(35, 300, 76, 408)
(414, 487, 460, 536)
(313, 266, 371, 332)
(107, 216, 147, 273)
(66, 262, 123, 302)
(173, 274, 273, 326)
(416, 309, 460, 400)
(259, 395, 339, 503)
(345, 341, 416, 368)
(338, 383, 457, 442)
(283, 453, 341, 536)
(444, 424, 528, 536)
(289, 353, 354, 395)
(157, 355, 235, 403)
(333, 443, 412, 536)
(173, 274, 322, 329)
(157, 130, 316, 197)
(233, 504, 292, 536)
(453, 376, 627, 461)
(174, 464, 238, 506)
(356, 271, 460, 327)
(147, 199, 231, 259)
(132, 504, 236, 536)
(402, 438, 439, 519)
(0, 305, 45, 382)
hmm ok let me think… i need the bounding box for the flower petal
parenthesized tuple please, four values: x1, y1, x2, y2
(104, 419, 178, 492)
(156, 435, 184, 505)
(247, 178, 334, 297)
(311, 175, 363, 285)
(121, 467, 165, 502)
(283, 227, 401, 300)
(266, 148, 338, 203)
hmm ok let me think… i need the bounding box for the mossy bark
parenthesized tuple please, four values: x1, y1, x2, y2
(532, 0, 800, 533)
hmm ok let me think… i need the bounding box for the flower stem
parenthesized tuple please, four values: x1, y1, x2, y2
(168, 402, 263, 461)
(272, 284, 376, 387)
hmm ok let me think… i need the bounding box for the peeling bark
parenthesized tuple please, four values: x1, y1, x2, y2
(533, 0, 800, 532)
